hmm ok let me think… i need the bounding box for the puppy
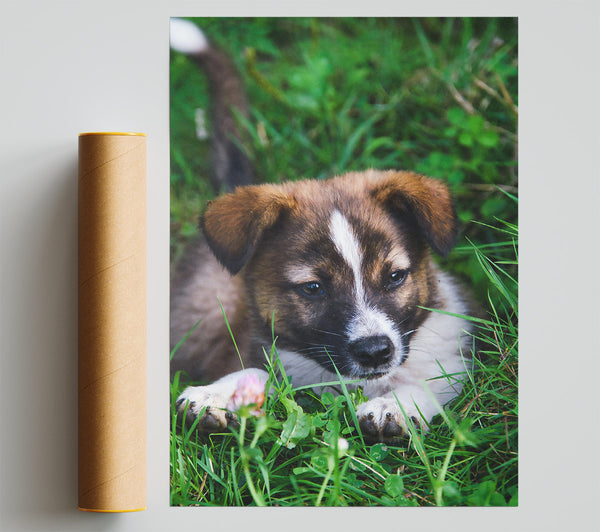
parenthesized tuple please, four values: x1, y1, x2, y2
(170, 19, 475, 442)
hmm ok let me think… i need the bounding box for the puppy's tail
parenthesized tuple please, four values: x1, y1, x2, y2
(170, 18, 253, 191)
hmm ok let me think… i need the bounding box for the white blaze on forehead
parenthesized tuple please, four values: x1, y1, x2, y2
(328, 211, 403, 350)
(329, 210, 364, 296)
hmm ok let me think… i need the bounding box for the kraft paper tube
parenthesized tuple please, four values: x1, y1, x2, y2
(78, 132, 146, 512)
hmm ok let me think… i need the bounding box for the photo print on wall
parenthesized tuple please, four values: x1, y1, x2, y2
(169, 17, 518, 507)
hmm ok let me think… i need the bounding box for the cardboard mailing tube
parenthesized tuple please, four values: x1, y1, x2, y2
(78, 132, 146, 512)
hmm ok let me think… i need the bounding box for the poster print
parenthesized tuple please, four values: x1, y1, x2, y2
(169, 17, 518, 507)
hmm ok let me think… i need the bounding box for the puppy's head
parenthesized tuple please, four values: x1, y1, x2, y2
(202, 170, 457, 379)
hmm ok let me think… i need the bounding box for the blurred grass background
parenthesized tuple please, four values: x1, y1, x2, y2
(170, 17, 518, 304)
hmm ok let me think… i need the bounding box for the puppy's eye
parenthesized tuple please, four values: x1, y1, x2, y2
(299, 281, 325, 297)
(387, 269, 408, 288)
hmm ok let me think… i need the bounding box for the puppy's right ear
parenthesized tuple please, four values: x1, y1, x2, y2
(201, 185, 296, 274)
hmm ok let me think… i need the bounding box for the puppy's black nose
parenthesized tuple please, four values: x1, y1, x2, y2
(349, 335, 394, 368)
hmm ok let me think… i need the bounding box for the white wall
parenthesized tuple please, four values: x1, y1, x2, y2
(1, 1, 598, 531)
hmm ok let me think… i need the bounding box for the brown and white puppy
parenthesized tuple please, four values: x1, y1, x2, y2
(170, 19, 475, 442)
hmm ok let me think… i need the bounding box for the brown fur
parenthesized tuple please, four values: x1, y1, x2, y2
(170, 240, 251, 381)
(202, 185, 298, 274)
(170, 169, 457, 381)
(370, 171, 457, 256)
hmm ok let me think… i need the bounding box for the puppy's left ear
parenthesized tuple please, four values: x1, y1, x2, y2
(371, 171, 458, 257)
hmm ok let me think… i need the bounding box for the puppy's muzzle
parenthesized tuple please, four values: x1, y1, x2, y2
(348, 335, 394, 369)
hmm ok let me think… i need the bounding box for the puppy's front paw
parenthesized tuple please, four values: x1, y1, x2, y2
(356, 397, 422, 443)
(176, 385, 237, 432)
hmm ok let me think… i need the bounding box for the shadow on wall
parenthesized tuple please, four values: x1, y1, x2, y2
(0, 144, 92, 528)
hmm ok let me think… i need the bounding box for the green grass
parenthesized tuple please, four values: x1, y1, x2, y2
(170, 218, 518, 506)
(170, 17, 518, 507)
